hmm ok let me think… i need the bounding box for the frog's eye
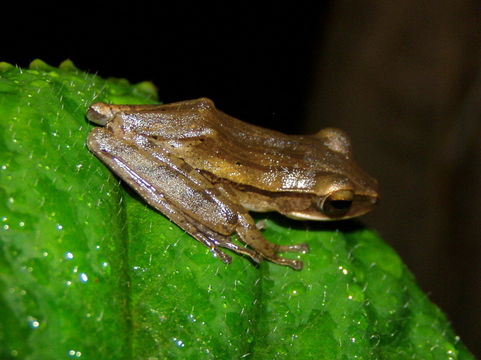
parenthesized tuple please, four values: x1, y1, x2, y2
(319, 190, 354, 218)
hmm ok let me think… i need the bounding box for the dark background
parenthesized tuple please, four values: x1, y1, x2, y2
(3, 1, 480, 356)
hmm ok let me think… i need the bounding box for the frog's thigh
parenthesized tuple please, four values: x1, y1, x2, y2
(88, 129, 267, 262)
(88, 129, 239, 231)
(88, 128, 253, 263)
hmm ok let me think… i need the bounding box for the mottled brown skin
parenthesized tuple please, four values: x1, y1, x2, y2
(86, 98, 378, 269)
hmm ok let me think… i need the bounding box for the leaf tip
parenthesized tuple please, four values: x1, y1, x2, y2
(134, 81, 158, 101)
(29, 59, 52, 71)
(59, 59, 78, 71)
(0, 61, 14, 72)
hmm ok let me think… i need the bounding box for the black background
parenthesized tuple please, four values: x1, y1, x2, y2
(3, 1, 480, 357)
(5, 3, 330, 134)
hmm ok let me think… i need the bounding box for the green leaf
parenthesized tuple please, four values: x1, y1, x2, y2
(0, 61, 474, 359)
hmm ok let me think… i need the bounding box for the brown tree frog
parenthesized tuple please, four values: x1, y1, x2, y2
(86, 98, 378, 270)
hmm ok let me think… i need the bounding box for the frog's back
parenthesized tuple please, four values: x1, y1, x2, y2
(156, 99, 361, 192)
(117, 98, 365, 193)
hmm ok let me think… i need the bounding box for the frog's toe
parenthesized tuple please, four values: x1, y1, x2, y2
(268, 256, 304, 270)
(210, 247, 232, 264)
(216, 241, 264, 264)
(287, 259, 304, 270)
(277, 243, 309, 254)
(255, 219, 268, 230)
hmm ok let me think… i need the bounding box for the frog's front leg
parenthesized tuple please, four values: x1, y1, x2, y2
(234, 215, 308, 270)
(214, 183, 309, 270)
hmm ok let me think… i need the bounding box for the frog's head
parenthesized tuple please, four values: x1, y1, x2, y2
(287, 128, 379, 221)
(86, 102, 116, 126)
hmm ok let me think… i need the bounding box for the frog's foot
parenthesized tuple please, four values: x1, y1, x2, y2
(234, 226, 307, 269)
(259, 243, 309, 270)
(217, 241, 264, 264)
(214, 238, 304, 269)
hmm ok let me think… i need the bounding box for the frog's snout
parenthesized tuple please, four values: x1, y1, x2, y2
(87, 102, 114, 126)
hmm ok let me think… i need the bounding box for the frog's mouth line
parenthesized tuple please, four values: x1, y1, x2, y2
(216, 177, 378, 221)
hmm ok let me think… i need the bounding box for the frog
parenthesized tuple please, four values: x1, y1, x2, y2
(86, 98, 378, 270)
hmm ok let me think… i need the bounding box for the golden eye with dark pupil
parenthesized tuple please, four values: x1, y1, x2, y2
(320, 190, 354, 217)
